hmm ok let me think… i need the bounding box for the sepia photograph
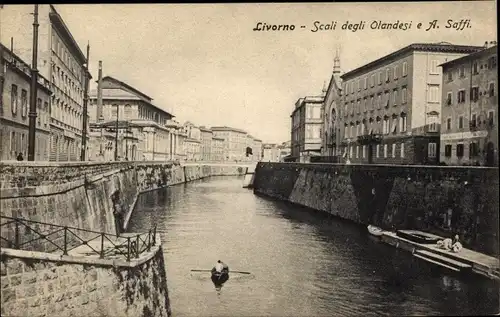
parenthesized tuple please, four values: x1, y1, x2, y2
(0, 1, 498, 316)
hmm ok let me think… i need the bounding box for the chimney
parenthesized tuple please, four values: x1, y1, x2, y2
(97, 60, 103, 122)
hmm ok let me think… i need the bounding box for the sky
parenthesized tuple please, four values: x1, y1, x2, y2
(2, 2, 497, 144)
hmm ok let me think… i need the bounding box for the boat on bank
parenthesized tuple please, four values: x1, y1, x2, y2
(396, 230, 442, 244)
(211, 267, 230, 286)
(367, 225, 384, 237)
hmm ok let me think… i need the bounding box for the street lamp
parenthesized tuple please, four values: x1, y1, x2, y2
(27, 4, 39, 161)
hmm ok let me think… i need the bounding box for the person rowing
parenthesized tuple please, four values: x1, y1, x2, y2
(214, 260, 229, 273)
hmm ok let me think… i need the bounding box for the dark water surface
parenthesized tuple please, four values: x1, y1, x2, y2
(128, 176, 499, 317)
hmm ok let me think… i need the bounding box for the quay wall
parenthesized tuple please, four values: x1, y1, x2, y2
(253, 162, 499, 256)
(0, 239, 171, 317)
(0, 161, 249, 250)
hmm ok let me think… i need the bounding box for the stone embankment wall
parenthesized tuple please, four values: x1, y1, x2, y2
(253, 162, 499, 256)
(0, 162, 138, 252)
(1, 237, 171, 317)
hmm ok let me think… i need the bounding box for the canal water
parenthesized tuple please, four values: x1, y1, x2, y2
(127, 176, 499, 316)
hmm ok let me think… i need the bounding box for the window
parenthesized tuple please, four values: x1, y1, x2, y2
(362, 145, 366, 158)
(400, 115, 407, 132)
(383, 118, 389, 134)
(458, 116, 464, 129)
(37, 98, 42, 126)
(458, 90, 466, 103)
(469, 142, 479, 158)
(402, 62, 408, 77)
(400, 143, 405, 158)
(428, 115, 438, 132)
(44, 102, 48, 127)
(444, 144, 452, 157)
(428, 85, 439, 102)
(471, 87, 479, 102)
(473, 62, 478, 74)
(393, 89, 398, 106)
(446, 118, 452, 130)
(356, 100, 361, 114)
(489, 82, 495, 97)
(456, 143, 464, 157)
(371, 74, 375, 87)
(362, 98, 367, 112)
(384, 144, 388, 158)
(378, 71, 382, 85)
(358, 79, 361, 91)
(392, 118, 398, 133)
(385, 68, 390, 82)
(394, 65, 399, 80)
(392, 144, 396, 158)
(21, 89, 28, 118)
(11, 84, 18, 115)
(351, 82, 354, 94)
(370, 96, 374, 110)
(447, 71, 453, 82)
(459, 66, 465, 78)
(470, 114, 477, 129)
(488, 111, 495, 127)
(488, 56, 497, 69)
(376, 144, 380, 158)
(401, 87, 407, 103)
(384, 92, 390, 108)
(349, 146, 353, 158)
(356, 146, 359, 158)
(364, 77, 367, 90)
(377, 94, 382, 109)
(430, 60, 439, 74)
(446, 92, 452, 105)
(428, 142, 437, 158)
(111, 104, 118, 118)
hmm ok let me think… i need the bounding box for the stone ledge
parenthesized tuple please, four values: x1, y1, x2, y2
(0, 236, 162, 269)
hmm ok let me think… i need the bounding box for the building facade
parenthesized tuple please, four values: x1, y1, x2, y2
(321, 50, 343, 157)
(211, 126, 248, 162)
(338, 43, 483, 165)
(1, 5, 90, 161)
(0, 43, 51, 161)
(199, 126, 213, 161)
(440, 43, 498, 166)
(252, 138, 263, 162)
(88, 76, 181, 161)
(278, 140, 291, 162)
(211, 136, 224, 162)
(262, 143, 281, 162)
(291, 95, 324, 162)
(184, 138, 201, 161)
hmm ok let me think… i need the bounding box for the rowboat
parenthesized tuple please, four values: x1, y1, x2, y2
(367, 225, 384, 237)
(211, 267, 230, 286)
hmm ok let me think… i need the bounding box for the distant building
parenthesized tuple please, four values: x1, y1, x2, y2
(322, 49, 343, 157)
(339, 42, 483, 165)
(88, 75, 181, 161)
(440, 42, 498, 166)
(0, 43, 52, 161)
(211, 126, 248, 162)
(199, 126, 213, 161)
(211, 136, 224, 162)
(184, 138, 201, 161)
(252, 137, 263, 162)
(1, 5, 90, 161)
(262, 143, 281, 162)
(278, 140, 291, 162)
(291, 95, 324, 162)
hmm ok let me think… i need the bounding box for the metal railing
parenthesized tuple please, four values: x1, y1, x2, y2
(0, 216, 157, 262)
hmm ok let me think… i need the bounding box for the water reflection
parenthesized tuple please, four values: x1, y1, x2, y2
(128, 176, 499, 317)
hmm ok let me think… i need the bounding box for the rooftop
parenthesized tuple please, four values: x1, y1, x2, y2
(210, 126, 247, 134)
(49, 5, 87, 64)
(341, 42, 484, 79)
(440, 45, 497, 69)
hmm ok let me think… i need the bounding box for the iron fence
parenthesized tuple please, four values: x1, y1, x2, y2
(0, 216, 157, 262)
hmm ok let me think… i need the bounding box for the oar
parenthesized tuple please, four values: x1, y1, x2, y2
(190, 269, 251, 274)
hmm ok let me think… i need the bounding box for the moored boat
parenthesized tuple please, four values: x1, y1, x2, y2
(367, 225, 384, 237)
